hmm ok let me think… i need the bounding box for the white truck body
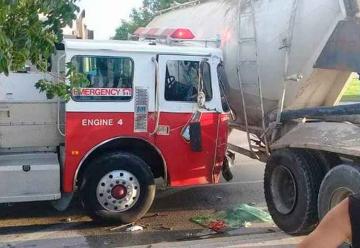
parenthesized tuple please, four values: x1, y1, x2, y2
(148, 0, 359, 132)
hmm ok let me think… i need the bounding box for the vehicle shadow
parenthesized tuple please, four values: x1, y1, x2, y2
(0, 181, 264, 236)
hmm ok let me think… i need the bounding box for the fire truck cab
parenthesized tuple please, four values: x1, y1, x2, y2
(0, 28, 229, 222)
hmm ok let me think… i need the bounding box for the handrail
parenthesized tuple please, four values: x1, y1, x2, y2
(150, 57, 161, 135)
(57, 53, 66, 137)
(156, 0, 205, 15)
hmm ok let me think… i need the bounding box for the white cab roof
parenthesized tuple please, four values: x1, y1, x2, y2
(64, 39, 222, 57)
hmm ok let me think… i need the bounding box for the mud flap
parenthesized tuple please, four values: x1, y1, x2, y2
(222, 152, 234, 182)
(51, 192, 74, 211)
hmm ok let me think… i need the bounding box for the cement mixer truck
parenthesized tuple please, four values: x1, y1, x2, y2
(147, 0, 360, 235)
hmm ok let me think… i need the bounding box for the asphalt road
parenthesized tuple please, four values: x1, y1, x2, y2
(0, 131, 299, 248)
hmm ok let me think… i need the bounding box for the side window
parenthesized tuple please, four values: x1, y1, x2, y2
(165, 60, 212, 102)
(71, 56, 134, 101)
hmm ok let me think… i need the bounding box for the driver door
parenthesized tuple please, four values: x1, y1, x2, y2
(154, 55, 221, 187)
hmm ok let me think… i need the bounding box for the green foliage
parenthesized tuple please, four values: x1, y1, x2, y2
(0, 0, 79, 75)
(113, 0, 191, 40)
(0, 0, 80, 100)
(341, 76, 360, 102)
(35, 62, 90, 101)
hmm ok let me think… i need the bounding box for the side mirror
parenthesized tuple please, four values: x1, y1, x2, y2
(189, 121, 202, 152)
(181, 111, 202, 152)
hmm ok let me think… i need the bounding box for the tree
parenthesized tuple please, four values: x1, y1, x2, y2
(0, 0, 79, 75)
(0, 0, 81, 100)
(113, 0, 191, 40)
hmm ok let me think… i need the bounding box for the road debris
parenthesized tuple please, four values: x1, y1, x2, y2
(126, 225, 144, 232)
(191, 204, 272, 230)
(157, 226, 172, 231)
(60, 217, 73, 223)
(141, 213, 167, 219)
(208, 220, 227, 232)
(179, 230, 221, 241)
(109, 223, 134, 231)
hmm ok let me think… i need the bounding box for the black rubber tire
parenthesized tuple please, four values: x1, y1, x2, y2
(80, 152, 156, 223)
(264, 149, 325, 235)
(318, 164, 360, 220)
(310, 150, 342, 172)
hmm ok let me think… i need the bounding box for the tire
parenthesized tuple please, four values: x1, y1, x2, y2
(318, 164, 360, 220)
(311, 150, 341, 172)
(264, 149, 325, 235)
(80, 152, 156, 223)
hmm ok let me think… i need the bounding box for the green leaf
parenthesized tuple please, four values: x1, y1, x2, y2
(0, 0, 79, 100)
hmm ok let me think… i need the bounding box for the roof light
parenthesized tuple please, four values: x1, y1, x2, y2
(132, 27, 195, 40)
(169, 28, 195, 40)
(133, 27, 146, 36)
(145, 28, 160, 37)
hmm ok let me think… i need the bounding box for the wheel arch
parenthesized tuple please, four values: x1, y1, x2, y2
(74, 137, 167, 190)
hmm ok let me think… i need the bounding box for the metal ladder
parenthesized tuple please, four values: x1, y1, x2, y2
(237, 0, 269, 156)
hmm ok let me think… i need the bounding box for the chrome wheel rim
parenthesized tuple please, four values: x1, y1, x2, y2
(330, 187, 353, 209)
(96, 170, 140, 212)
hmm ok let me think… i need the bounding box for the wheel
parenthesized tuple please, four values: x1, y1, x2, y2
(318, 164, 360, 220)
(264, 149, 325, 235)
(310, 150, 341, 172)
(80, 152, 156, 223)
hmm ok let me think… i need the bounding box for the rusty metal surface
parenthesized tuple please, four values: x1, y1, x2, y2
(272, 122, 360, 156)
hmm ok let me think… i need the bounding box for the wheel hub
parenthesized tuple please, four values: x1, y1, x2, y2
(271, 165, 297, 215)
(111, 185, 127, 199)
(330, 187, 353, 209)
(96, 170, 140, 212)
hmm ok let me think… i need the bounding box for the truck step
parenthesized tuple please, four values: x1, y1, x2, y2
(0, 152, 61, 203)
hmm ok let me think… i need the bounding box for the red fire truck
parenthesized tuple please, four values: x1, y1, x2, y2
(0, 28, 230, 223)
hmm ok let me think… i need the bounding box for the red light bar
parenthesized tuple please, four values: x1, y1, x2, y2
(146, 28, 160, 37)
(169, 28, 195, 40)
(133, 27, 195, 40)
(159, 28, 176, 38)
(133, 27, 146, 36)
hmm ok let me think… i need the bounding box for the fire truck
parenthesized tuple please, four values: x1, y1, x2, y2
(0, 28, 230, 223)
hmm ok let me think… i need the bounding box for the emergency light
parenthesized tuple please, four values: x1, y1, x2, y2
(133, 27, 195, 40)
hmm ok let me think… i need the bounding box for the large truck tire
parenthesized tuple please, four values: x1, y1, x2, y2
(318, 164, 360, 220)
(80, 152, 156, 223)
(311, 150, 341, 172)
(264, 149, 324, 235)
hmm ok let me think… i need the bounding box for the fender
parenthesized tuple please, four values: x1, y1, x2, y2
(73, 136, 168, 190)
(272, 122, 360, 157)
